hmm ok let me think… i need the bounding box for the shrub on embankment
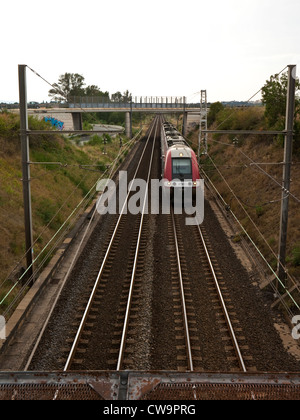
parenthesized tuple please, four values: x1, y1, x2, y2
(188, 105, 300, 284)
(0, 111, 123, 311)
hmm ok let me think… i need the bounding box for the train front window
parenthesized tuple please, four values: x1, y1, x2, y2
(172, 158, 192, 179)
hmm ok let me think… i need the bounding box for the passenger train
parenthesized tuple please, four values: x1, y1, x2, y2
(161, 121, 201, 197)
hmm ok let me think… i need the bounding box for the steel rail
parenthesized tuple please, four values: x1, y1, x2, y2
(116, 117, 160, 371)
(63, 117, 158, 371)
(195, 224, 247, 373)
(171, 211, 194, 372)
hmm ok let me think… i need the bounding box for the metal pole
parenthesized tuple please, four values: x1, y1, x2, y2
(277, 65, 296, 284)
(18, 65, 34, 285)
(182, 96, 187, 136)
(130, 96, 133, 138)
(198, 90, 208, 161)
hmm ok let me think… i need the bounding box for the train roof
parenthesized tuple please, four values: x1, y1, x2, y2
(166, 144, 192, 158)
(162, 122, 189, 147)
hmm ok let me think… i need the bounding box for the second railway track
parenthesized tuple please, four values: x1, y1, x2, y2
(170, 211, 253, 372)
(27, 116, 160, 371)
(62, 117, 159, 371)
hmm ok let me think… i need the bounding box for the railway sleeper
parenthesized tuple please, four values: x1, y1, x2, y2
(71, 359, 83, 365)
(76, 348, 87, 354)
(122, 358, 134, 366)
(192, 346, 201, 351)
(109, 349, 120, 354)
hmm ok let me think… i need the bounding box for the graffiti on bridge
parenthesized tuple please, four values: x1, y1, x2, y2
(44, 116, 65, 131)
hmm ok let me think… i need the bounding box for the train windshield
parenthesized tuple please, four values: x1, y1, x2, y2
(172, 158, 192, 179)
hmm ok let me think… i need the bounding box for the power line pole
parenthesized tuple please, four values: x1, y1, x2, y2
(19, 64, 34, 285)
(277, 64, 297, 285)
(198, 90, 208, 161)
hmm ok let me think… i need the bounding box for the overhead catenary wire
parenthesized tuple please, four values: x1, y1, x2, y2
(239, 149, 300, 204)
(0, 163, 94, 292)
(1, 65, 142, 312)
(26, 65, 71, 105)
(26, 65, 93, 115)
(209, 138, 300, 204)
(2, 159, 102, 274)
(29, 161, 110, 173)
(195, 64, 300, 314)
(0, 131, 141, 308)
(0, 119, 140, 293)
(204, 64, 300, 202)
(215, 65, 288, 130)
(24, 132, 129, 371)
(234, 193, 289, 209)
(203, 152, 300, 307)
(202, 166, 298, 317)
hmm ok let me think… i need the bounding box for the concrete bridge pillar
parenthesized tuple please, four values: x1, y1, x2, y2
(182, 111, 188, 136)
(72, 112, 83, 131)
(125, 111, 132, 138)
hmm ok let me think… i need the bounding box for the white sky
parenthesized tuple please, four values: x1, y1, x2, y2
(1, 0, 300, 103)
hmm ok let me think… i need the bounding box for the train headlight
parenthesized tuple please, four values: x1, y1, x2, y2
(193, 181, 197, 186)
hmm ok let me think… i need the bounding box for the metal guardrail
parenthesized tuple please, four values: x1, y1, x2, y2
(1, 97, 202, 110)
(1, 372, 300, 400)
(69, 96, 187, 108)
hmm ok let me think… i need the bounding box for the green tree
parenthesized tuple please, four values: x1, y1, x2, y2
(261, 72, 300, 129)
(207, 101, 224, 126)
(122, 90, 132, 103)
(111, 90, 132, 103)
(48, 73, 85, 102)
(111, 91, 122, 102)
(85, 85, 110, 99)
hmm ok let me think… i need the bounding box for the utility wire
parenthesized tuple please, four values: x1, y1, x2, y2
(0, 130, 141, 302)
(240, 149, 300, 204)
(209, 138, 300, 204)
(1, 66, 142, 307)
(26, 65, 88, 114)
(3, 140, 127, 318)
(234, 193, 289, 209)
(205, 152, 300, 300)
(0, 164, 96, 291)
(202, 166, 298, 316)
(215, 66, 288, 130)
(27, 65, 69, 102)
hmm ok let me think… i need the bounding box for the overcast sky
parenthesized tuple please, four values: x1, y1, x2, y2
(1, 0, 300, 103)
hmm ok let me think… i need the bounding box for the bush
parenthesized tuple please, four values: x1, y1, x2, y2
(0, 112, 63, 150)
(207, 102, 224, 126)
(36, 198, 57, 227)
(0, 112, 20, 139)
(292, 246, 300, 267)
(215, 107, 263, 131)
(87, 134, 103, 147)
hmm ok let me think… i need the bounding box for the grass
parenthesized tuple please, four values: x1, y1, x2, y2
(0, 112, 136, 316)
(292, 246, 300, 267)
(188, 106, 300, 285)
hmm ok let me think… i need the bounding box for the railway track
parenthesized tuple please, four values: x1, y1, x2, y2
(65, 117, 158, 371)
(195, 223, 247, 372)
(24, 116, 299, 375)
(169, 211, 255, 372)
(27, 116, 252, 373)
(25, 116, 160, 371)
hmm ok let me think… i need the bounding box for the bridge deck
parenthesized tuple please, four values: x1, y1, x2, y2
(28, 107, 201, 114)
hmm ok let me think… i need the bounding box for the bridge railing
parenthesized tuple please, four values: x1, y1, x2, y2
(68, 96, 190, 109)
(0, 98, 202, 110)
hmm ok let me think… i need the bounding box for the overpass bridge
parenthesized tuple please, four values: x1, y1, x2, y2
(27, 96, 204, 136)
